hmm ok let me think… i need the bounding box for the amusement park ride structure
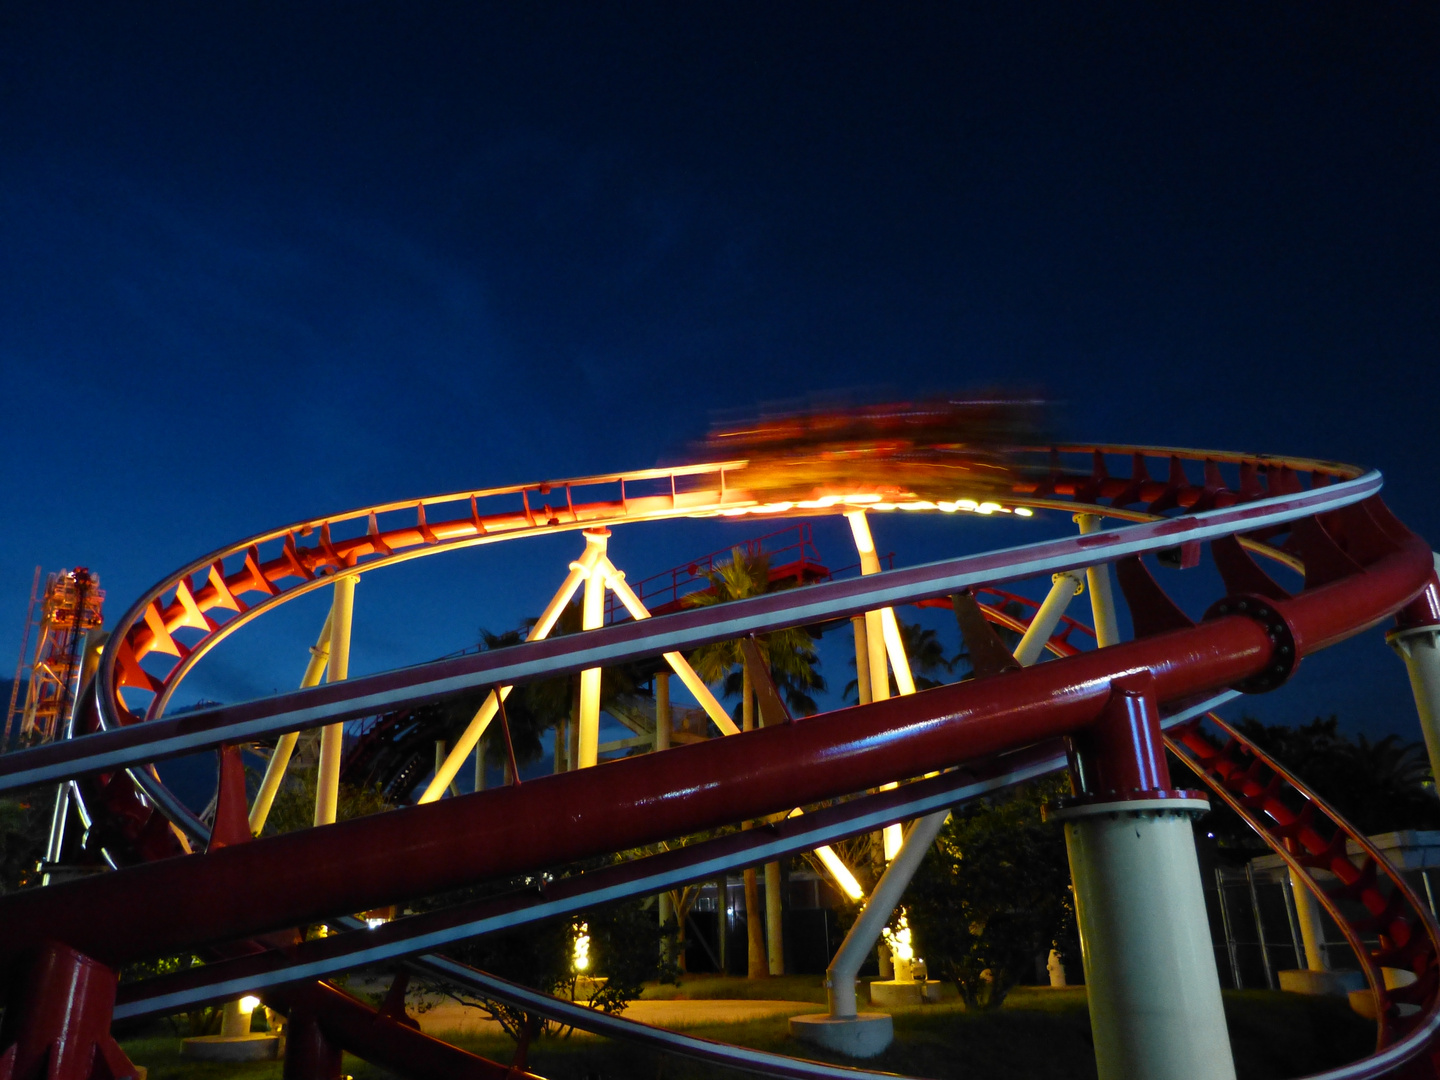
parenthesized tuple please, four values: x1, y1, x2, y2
(1, 419, 1439, 1080)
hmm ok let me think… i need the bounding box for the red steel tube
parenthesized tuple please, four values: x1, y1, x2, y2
(267, 983, 536, 1080)
(0, 534, 1429, 979)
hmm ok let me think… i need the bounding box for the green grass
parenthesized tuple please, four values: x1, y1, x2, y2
(122, 986, 1375, 1080)
(638, 973, 831, 1003)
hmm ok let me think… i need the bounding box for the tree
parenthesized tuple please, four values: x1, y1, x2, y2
(844, 618, 951, 703)
(685, 547, 826, 978)
(0, 793, 48, 894)
(905, 777, 1076, 1010)
(417, 871, 667, 1057)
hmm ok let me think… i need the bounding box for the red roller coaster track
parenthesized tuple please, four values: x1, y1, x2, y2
(0, 443, 1437, 1080)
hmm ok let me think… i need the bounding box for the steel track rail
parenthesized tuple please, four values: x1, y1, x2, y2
(0, 468, 1380, 793)
(110, 696, 1231, 1020)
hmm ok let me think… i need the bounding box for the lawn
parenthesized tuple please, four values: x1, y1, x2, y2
(121, 980, 1375, 1080)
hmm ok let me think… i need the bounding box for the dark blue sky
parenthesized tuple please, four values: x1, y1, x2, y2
(2, 4, 1437, 742)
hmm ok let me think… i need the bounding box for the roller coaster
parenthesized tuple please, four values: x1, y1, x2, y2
(1, 429, 1438, 1080)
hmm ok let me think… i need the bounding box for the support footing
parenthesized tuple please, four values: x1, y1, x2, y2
(181, 1035, 280, 1062)
(1277, 969, 1365, 997)
(868, 979, 943, 1006)
(788, 1013, 893, 1058)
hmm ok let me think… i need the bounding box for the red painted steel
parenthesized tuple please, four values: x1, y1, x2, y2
(1168, 713, 1440, 1062)
(1069, 672, 1173, 797)
(268, 982, 539, 1080)
(3, 442, 1436, 1080)
(0, 942, 139, 1080)
(0, 530, 1428, 979)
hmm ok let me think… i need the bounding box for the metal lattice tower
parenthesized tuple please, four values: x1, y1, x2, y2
(11, 568, 104, 748)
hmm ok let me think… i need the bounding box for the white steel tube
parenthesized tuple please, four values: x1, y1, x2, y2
(847, 511, 909, 859)
(314, 574, 356, 827)
(602, 561, 738, 736)
(1074, 513, 1120, 648)
(878, 608, 915, 696)
(608, 562, 857, 896)
(1390, 618, 1440, 788)
(43, 630, 91, 870)
(1013, 571, 1084, 667)
(1290, 866, 1328, 972)
(419, 537, 606, 802)
(249, 609, 333, 835)
(1053, 796, 1235, 1080)
(826, 810, 951, 1018)
(576, 532, 609, 769)
(852, 616, 871, 705)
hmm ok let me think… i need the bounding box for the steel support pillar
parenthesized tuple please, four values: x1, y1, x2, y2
(250, 609, 333, 835)
(421, 532, 608, 800)
(1049, 674, 1233, 1080)
(576, 529, 610, 770)
(314, 574, 356, 827)
(1290, 864, 1328, 971)
(41, 654, 86, 879)
(0, 941, 139, 1080)
(1388, 572, 1440, 786)
(281, 989, 343, 1080)
(1074, 513, 1120, 648)
(1014, 571, 1084, 667)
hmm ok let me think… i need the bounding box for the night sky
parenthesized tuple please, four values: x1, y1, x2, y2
(2, 4, 1437, 764)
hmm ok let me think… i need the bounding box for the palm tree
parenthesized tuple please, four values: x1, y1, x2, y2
(844, 618, 950, 703)
(686, 549, 826, 721)
(685, 547, 826, 978)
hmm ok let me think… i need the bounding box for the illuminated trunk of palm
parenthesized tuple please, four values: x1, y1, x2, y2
(740, 661, 769, 978)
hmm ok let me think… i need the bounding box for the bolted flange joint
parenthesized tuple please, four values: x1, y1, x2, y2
(1203, 593, 1298, 694)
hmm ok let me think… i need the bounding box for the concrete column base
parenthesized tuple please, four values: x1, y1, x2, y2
(1349, 967, 1420, 1020)
(181, 1034, 281, 1062)
(788, 1013, 893, 1057)
(1278, 969, 1365, 997)
(868, 979, 943, 1006)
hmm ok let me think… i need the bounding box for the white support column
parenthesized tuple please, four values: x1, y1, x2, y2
(1054, 678, 1234, 1080)
(602, 561, 738, 735)
(1055, 797, 1232, 1080)
(575, 530, 610, 770)
(791, 810, 951, 1056)
(1290, 866, 1328, 972)
(1014, 571, 1085, 667)
(1390, 619, 1440, 787)
(419, 533, 606, 802)
(249, 609, 333, 835)
(1074, 513, 1120, 648)
(845, 511, 910, 860)
(314, 573, 356, 827)
(851, 616, 871, 706)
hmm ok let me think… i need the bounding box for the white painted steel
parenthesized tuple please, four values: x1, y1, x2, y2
(18, 470, 1376, 793)
(1291, 865, 1329, 972)
(1052, 797, 1235, 1080)
(1075, 513, 1121, 648)
(313, 574, 355, 827)
(1389, 597, 1440, 790)
(601, 559, 736, 735)
(249, 609, 333, 835)
(420, 535, 604, 801)
(1014, 571, 1084, 667)
(110, 692, 1236, 1020)
(577, 531, 609, 770)
(825, 810, 951, 1018)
